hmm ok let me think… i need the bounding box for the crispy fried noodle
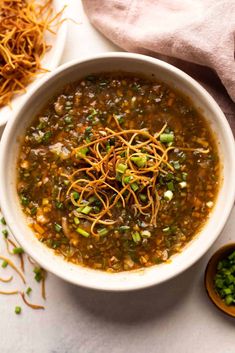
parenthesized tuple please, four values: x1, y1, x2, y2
(0, 0, 64, 107)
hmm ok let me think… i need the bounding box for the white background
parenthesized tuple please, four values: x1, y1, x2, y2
(0, 1, 234, 352)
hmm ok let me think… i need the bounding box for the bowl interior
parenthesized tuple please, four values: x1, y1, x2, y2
(1, 53, 235, 291)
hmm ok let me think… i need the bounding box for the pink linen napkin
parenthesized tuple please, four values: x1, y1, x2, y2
(82, 0, 235, 132)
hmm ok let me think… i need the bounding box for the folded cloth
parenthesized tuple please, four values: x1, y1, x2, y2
(82, 0, 235, 104)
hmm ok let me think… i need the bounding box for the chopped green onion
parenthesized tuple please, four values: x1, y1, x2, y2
(21, 195, 29, 206)
(182, 172, 188, 181)
(72, 191, 80, 200)
(130, 155, 147, 168)
(179, 181, 187, 189)
(116, 163, 127, 174)
(115, 173, 122, 182)
(81, 205, 92, 215)
(1, 217, 7, 226)
(139, 193, 147, 202)
(74, 217, 80, 225)
(97, 228, 109, 236)
(163, 227, 170, 233)
(2, 260, 8, 268)
(13, 247, 24, 255)
(54, 223, 62, 232)
(132, 232, 141, 243)
(223, 288, 232, 295)
(87, 108, 98, 120)
(31, 206, 38, 214)
(76, 147, 89, 158)
(160, 133, 174, 143)
(167, 181, 174, 191)
(123, 176, 132, 184)
(131, 182, 139, 192)
(119, 226, 130, 232)
(164, 190, 173, 201)
(228, 252, 235, 261)
(15, 306, 21, 315)
(64, 115, 72, 124)
(2, 229, 8, 238)
(76, 227, 90, 237)
(172, 160, 181, 170)
(140, 230, 151, 238)
(225, 295, 234, 305)
(116, 114, 124, 124)
(26, 287, 32, 296)
(88, 196, 96, 204)
(42, 131, 52, 142)
(85, 126, 92, 134)
(33, 267, 43, 282)
(93, 206, 100, 213)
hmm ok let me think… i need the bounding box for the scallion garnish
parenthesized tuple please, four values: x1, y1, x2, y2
(132, 232, 141, 243)
(130, 155, 147, 168)
(167, 181, 174, 191)
(140, 230, 151, 238)
(74, 217, 80, 225)
(98, 228, 108, 236)
(131, 182, 139, 191)
(116, 163, 127, 174)
(72, 191, 80, 200)
(164, 190, 173, 201)
(76, 227, 90, 237)
(13, 247, 24, 255)
(160, 133, 174, 143)
(26, 287, 32, 296)
(81, 206, 92, 215)
(1, 217, 6, 225)
(2, 229, 8, 238)
(54, 223, 62, 232)
(76, 147, 89, 158)
(119, 226, 130, 232)
(139, 193, 147, 202)
(179, 181, 187, 189)
(2, 260, 8, 268)
(33, 267, 43, 282)
(15, 306, 21, 314)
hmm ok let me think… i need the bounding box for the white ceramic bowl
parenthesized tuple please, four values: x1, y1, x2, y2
(0, 53, 234, 291)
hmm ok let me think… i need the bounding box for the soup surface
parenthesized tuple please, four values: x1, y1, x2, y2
(17, 73, 220, 272)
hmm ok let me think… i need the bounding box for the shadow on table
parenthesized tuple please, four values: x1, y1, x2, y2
(64, 260, 202, 325)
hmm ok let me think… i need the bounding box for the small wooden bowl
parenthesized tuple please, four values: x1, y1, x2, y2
(205, 243, 235, 318)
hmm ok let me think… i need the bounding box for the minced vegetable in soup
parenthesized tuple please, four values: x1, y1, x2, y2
(17, 73, 220, 272)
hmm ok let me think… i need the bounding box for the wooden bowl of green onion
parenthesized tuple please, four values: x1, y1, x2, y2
(205, 244, 235, 318)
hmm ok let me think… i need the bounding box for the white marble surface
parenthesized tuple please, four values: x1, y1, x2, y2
(0, 1, 234, 352)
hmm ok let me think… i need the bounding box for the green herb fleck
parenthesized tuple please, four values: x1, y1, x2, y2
(2, 260, 8, 268)
(15, 306, 21, 314)
(13, 247, 24, 255)
(2, 229, 8, 238)
(26, 287, 32, 296)
(0, 217, 6, 225)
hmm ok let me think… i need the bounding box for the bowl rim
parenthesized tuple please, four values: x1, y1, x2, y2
(0, 52, 235, 291)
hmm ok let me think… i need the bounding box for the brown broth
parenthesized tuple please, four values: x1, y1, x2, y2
(17, 73, 220, 272)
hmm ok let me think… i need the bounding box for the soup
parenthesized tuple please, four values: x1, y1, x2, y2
(17, 73, 220, 272)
